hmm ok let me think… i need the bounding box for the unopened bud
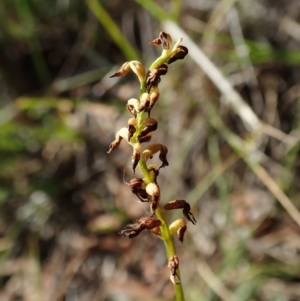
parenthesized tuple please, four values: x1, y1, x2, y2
(146, 182, 160, 213)
(149, 87, 160, 111)
(167, 45, 188, 64)
(169, 219, 187, 243)
(148, 164, 159, 182)
(128, 118, 137, 141)
(172, 37, 183, 51)
(129, 60, 146, 83)
(156, 64, 168, 76)
(132, 143, 141, 173)
(138, 118, 158, 141)
(169, 219, 186, 235)
(126, 98, 140, 117)
(139, 93, 150, 113)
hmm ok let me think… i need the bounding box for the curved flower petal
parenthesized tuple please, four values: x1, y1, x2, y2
(107, 127, 129, 153)
(142, 143, 169, 169)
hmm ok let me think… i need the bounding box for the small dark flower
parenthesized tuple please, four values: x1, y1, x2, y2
(167, 46, 189, 64)
(130, 178, 148, 202)
(139, 133, 152, 143)
(146, 70, 161, 92)
(169, 219, 187, 243)
(182, 202, 197, 225)
(119, 217, 162, 238)
(128, 118, 137, 141)
(132, 143, 141, 173)
(138, 118, 158, 141)
(177, 225, 187, 243)
(158, 145, 169, 169)
(146, 64, 168, 92)
(142, 144, 169, 169)
(150, 32, 172, 50)
(156, 64, 168, 76)
(139, 89, 160, 116)
(148, 87, 160, 112)
(164, 200, 197, 224)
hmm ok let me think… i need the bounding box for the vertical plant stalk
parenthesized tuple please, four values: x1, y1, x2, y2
(137, 147, 185, 300)
(107, 32, 196, 301)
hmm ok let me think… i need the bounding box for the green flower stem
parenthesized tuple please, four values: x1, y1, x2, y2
(135, 82, 146, 136)
(149, 54, 172, 71)
(135, 80, 185, 301)
(138, 160, 152, 184)
(138, 158, 185, 301)
(156, 206, 185, 301)
(136, 109, 145, 133)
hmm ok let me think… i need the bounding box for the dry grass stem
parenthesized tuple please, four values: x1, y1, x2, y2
(197, 261, 239, 301)
(162, 20, 262, 132)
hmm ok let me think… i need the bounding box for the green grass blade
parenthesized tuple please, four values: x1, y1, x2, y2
(134, 0, 169, 21)
(15, 0, 51, 85)
(86, 0, 140, 61)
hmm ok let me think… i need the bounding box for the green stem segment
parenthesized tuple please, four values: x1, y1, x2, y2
(156, 206, 185, 301)
(135, 75, 185, 301)
(138, 160, 185, 301)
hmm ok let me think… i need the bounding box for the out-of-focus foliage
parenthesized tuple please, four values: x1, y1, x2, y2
(1, 0, 300, 301)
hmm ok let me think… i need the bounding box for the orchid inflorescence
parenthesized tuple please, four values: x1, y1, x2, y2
(107, 32, 195, 289)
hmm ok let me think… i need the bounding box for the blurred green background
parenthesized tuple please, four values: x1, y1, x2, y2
(1, 0, 300, 300)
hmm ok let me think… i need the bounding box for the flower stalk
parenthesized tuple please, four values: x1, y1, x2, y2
(108, 32, 194, 301)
